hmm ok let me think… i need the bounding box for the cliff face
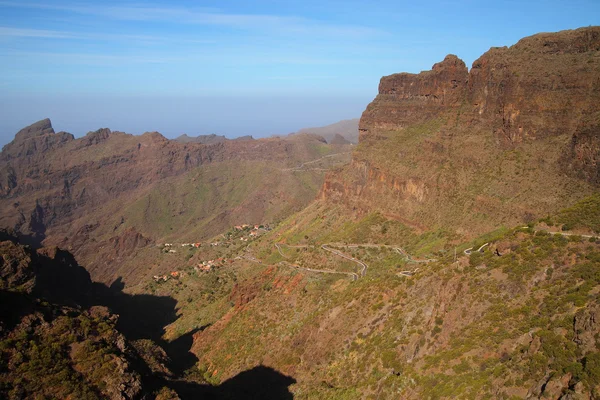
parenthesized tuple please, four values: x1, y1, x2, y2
(468, 28, 600, 144)
(359, 54, 469, 140)
(324, 27, 600, 236)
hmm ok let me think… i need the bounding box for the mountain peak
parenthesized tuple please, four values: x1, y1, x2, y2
(432, 54, 466, 71)
(14, 118, 55, 142)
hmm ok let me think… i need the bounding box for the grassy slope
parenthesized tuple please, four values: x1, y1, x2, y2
(130, 195, 600, 398)
(44, 144, 350, 285)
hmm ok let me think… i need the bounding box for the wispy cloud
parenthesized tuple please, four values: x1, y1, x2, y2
(0, 26, 76, 39)
(0, 26, 216, 44)
(0, 50, 177, 65)
(0, 1, 382, 37)
(0, 49, 356, 67)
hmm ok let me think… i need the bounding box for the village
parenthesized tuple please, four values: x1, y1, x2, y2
(152, 223, 270, 283)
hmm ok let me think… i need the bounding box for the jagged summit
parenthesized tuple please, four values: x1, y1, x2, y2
(1, 118, 74, 161)
(13, 118, 55, 141)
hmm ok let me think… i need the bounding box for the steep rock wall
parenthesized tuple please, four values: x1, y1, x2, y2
(323, 27, 600, 236)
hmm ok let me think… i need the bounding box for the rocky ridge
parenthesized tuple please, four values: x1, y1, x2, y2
(0, 119, 351, 283)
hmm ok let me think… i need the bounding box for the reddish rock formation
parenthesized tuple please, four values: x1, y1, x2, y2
(360, 54, 468, 140)
(324, 27, 600, 237)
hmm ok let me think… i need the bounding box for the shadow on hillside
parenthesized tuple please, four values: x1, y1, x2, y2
(3, 232, 297, 399)
(100, 283, 178, 341)
(168, 365, 297, 400)
(164, 326, 208, 375)
(0, 290, 36, 332)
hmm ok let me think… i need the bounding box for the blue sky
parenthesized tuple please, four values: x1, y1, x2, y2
(0, 0, 598, 144)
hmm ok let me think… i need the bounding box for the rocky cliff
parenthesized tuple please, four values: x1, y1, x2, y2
(323, 26, 600, 237)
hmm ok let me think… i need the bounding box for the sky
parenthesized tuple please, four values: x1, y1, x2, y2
(0, 0, 598, 145)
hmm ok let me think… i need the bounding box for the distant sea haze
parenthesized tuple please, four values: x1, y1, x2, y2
(0, 95, 370, 146)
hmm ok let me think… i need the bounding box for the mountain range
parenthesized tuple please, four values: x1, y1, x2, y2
(1, 26, 600, 399)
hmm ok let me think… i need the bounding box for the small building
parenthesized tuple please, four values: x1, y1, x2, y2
(195, 264, 212, 273)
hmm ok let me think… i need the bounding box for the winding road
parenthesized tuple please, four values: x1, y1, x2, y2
(275, 242, 435, 280)
(525, 228, 596, 239)
(394, 247, 437, 263)
(279, 261, 359, 281)
(275, 243, 368, 281)
(321, 245, 368, 278)
(464, 242, 489, 256)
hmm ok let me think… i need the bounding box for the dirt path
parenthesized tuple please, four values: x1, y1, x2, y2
(281, 152, 350, 172)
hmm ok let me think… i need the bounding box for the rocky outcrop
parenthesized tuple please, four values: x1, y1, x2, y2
(574, 304, 600, 354)
(108, 228, 153, 257)
(323, 27, 600, 237)
(174, 133, 227, 144)
(359, 54, 468, 140)
(80, 127, 112, 146)
(1, 118, 74, 162)
(360, 27, 600, 145)
(13, 118, 55, 141)
(232, 135, 254, 141)
(0, 237, 35, 290)
(563, 124, 600, 184)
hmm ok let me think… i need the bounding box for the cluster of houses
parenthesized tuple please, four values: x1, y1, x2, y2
(162, 242, 203, 254)
(159, 223, 272, 253)
(232, 224, 269, 241)
(194, 257, 231, 273)
(164, 242, 201, 248)
(152, 270, 187, 283)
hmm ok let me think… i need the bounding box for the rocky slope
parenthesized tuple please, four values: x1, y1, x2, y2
(186, 201, 600, 399)
(322, 26, 600, 238)
(0, 231, 148, 399)
(166, 27, 600, 399)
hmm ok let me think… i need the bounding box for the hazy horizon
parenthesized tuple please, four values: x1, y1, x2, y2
(1, 0, 599, 146)
(0, 94, 368, 146)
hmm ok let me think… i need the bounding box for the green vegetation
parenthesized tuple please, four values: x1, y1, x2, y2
(553, 193, 600, 233)
(0, 311, 134, 400)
